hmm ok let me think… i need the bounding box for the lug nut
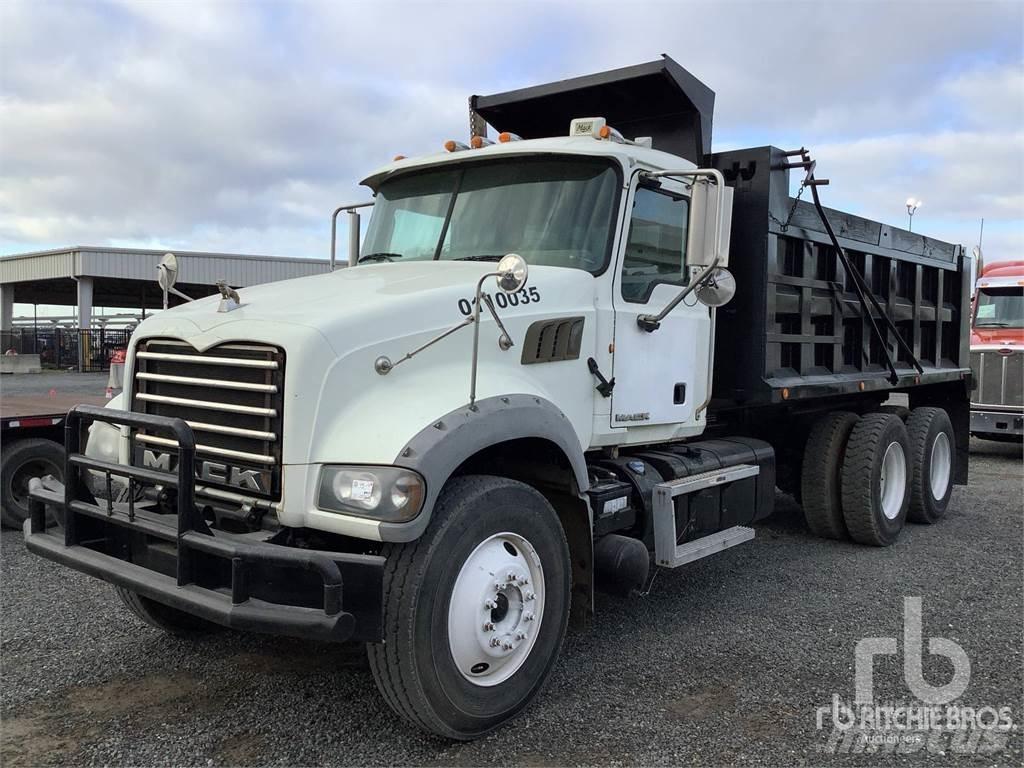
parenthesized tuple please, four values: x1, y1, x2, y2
(483, 622, 495, 631)
(524, 592, 535, 601)
(494, 582, 504, 590)
(506, 572, 516, 582)
(523, 612, 535, 622)
(502, 641, 514, 651)
(516, 631, 527, 640)
(490, 637, 501, 647)
(484, 599, 496, 609)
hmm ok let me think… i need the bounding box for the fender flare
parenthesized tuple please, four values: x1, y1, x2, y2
(383, 394, 590, 542)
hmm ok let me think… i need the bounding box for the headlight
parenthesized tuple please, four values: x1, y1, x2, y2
(317, 466, 425, 522)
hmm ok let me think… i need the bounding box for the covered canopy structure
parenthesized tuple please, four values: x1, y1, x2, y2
(0, 246, 330, 370)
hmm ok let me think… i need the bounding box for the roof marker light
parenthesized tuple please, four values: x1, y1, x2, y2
(444, 140, 469, 152)
(598, 124, 625, 143)
(497, 132, 522, 143)
(393, 154, 407, 162)
(470, 135, 494, 148)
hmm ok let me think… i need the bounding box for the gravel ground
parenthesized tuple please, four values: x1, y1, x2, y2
(2, 439, 1021, 766)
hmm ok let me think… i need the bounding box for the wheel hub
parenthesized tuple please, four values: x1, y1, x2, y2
(447, 532, 544, 686)
(879, 441, 907, 520)
(929, 432, 951, 500)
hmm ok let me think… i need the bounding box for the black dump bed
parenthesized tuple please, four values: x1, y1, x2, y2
(473, 56, 972, 409)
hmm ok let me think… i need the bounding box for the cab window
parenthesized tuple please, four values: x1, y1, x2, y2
(620, 186, 689, 303)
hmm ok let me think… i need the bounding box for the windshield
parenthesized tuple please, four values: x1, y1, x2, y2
(362, 157, 620, 273)
(975, 287, 1024, 328)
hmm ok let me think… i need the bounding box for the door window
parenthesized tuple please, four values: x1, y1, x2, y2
(621, 187, 689, 303)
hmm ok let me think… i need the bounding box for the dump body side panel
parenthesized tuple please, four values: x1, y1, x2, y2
(709, 146, 970, 410)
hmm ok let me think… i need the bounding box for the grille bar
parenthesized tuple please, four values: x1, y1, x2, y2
(136, 392, 278, 417)
(136, 372, 278, 393)
(186, 420, 277, 441)
(135, 434, 276, 465)
(137, 351, 279, 369)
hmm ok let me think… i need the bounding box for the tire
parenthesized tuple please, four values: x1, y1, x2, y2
(841, 413, 911, 546)
(906, 407, 955, 524)
(877, 405, 911, 421)
(367, 475, 571, 740)
(114, 587, 223, 636)
(1, 438, 64, 529)
(801, 412, 859, 539)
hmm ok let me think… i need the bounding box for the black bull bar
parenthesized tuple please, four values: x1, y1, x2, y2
(24, 405, 384, 642)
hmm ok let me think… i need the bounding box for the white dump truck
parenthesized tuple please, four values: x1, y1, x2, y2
(25, 57, 972, 739)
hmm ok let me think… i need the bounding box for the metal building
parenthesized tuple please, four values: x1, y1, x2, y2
(0, 245, 330, 369)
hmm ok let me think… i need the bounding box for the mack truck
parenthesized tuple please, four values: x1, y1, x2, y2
(970, 259, 1023, 440)
(24, 57, 972, 739)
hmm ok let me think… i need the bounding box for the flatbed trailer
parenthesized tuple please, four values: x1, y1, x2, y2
(1, 392, 107, 528)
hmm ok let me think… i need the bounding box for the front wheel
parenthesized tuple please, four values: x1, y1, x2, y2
(367, 475, 571, 740)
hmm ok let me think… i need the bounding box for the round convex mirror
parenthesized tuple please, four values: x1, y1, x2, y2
(696, 267, 736, 307)
(157, 252, 179, 291)
(495, 253, 528, 293)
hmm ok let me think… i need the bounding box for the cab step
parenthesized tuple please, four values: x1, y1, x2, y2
(652, 464, 759, 568)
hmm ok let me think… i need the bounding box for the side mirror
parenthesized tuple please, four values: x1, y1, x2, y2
(156, 252, 195, 307)
(695, 267, 736, 307)
(157, 252, 178, 291)
(496, 253, 528, 293)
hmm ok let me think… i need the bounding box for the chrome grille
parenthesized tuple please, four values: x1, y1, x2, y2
(971, 349, 1023, 409)
(131, 339, 285, 500)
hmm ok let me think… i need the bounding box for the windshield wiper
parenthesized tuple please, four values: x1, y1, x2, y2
(454, 254, 504, 262)
(358, 252, 403, 264)
(975, 321, 1013, 327)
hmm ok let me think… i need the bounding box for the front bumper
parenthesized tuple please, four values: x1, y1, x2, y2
(24, 405, 385, 642)
(970, 408, 1024, 437)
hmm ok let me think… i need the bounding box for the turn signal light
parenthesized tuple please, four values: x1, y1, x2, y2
(393, 154, 407, 161)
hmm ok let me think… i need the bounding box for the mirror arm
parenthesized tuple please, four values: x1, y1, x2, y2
(330, 201, 374, 270)
(167, 286, 195, 302)
(637, 258, 720, 332)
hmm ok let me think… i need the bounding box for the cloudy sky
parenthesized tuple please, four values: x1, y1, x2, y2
(1, 0, 1021, 277)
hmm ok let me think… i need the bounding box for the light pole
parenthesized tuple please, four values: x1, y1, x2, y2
(905, 198, 921, 232)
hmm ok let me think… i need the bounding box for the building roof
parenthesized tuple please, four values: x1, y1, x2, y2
(0, 246, 331, 307)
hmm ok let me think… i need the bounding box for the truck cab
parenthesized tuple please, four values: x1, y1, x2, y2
(970, 260, 1024, 439)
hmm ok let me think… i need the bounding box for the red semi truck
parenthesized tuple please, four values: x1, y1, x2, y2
(970, 260, 1024, 440)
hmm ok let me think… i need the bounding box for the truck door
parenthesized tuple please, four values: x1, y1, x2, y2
(610, 178, 711, 429)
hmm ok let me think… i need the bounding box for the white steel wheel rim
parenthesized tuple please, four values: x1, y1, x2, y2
(930, 432, 952, 500)
(447, 532, 545, 687)
(879, 441, 907, 520)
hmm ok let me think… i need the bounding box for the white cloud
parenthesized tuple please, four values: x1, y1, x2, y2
(0, 0, 1021, 268)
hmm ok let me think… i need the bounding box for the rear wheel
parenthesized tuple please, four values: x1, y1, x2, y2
(906, 407, 955, 524)
(114, 587, 222, 636)
(1, 438, 63, 529)
(841, 413, 911, 546)
(368, 475, 571, 739)
(801, 412, 859, 539)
